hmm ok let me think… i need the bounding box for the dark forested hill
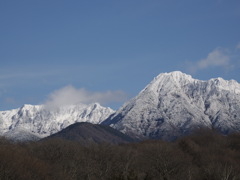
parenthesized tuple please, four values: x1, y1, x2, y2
(43, 122, 135, 144)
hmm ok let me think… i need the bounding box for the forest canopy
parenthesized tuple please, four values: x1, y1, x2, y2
(0, 130, 240, 180)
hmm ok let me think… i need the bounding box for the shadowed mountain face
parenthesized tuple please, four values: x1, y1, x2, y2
(43, 122, 135, 144)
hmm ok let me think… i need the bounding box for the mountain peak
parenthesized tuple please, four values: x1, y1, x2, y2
(20, 104, 42, 112)
(156, 71, 194, 81)
(89, 102, 101, 109)
(142, 71, 194, 94)
(21, 104, 34, 109)
(164, 70, 188, 76)
(44, 122, 135, 144)
(104, 71, 240, 140)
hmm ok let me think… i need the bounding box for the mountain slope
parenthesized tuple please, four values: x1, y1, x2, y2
(103, 71, 240, 140)
(44, 122, 135, 144)
(0, 103, 114, 141)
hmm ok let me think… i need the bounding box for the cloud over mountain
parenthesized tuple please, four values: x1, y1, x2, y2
(189, 48, 231, 72)
(44, 85, 128, 109)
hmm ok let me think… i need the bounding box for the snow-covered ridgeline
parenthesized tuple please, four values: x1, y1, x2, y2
(103, 71, 240, 140)
(0, 103, 114, 141)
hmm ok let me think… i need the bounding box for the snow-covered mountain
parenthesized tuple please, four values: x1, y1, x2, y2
(0, 103, 114, 141)
(103, 71, 240, 140)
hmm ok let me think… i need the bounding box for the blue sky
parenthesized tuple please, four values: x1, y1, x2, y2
(0, 0, 240, 110)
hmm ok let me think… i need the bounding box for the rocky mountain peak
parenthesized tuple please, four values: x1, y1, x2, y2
(103, 71, 240, 140)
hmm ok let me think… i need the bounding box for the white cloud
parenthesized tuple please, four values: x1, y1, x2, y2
(189, 48, 231, 72)
(44, 85, 128, 109)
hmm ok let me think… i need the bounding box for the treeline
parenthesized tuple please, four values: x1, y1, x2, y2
(0, 130, 240, 180)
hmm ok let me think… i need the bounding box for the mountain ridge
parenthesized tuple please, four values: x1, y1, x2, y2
(1, 71, 240, 141)
(103, 71, 240, 140)
(0, 103, 114, 141)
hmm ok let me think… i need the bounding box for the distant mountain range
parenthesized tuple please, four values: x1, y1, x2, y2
(0, 103, 114, 141)
(1, 71, 240, 142)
